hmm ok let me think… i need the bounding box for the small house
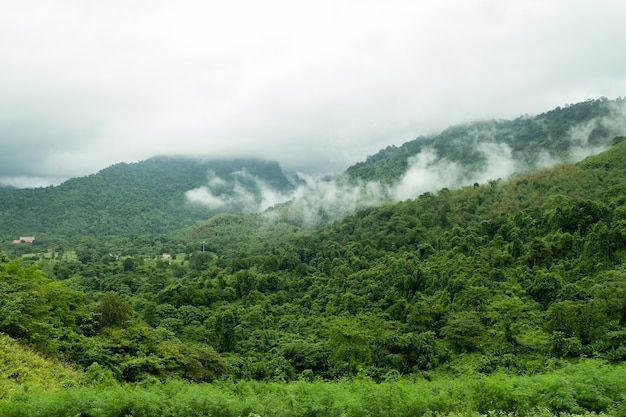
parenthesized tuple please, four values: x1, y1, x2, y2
(12, 236, 35, 244)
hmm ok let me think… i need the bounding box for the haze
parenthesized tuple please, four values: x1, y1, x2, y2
(1, 0, 626, 188)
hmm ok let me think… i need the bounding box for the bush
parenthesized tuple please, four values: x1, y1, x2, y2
(1, 360, 625, 417)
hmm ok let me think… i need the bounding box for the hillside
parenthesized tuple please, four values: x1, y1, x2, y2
(3, 139, 625, 377)
(2, 98, 624, 250)
(252, 98, 626, 229)
(0, 157, 293, 249)
(154, 139, 626, 378)
(0, 334, 84, 399)
(2, 134, 626, 415)
(346, 97, 625, 185)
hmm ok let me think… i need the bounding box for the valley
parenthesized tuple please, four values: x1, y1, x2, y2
(2, 98, 626, 416)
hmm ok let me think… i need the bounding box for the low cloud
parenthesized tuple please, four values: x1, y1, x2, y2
(185, 169, 293, 213)
(267, 174, 389, 226)
(564, 101, 626, 161)
(387, 142, 517, 204)
(391, 149, 461, 201)
(186, 105, 625, 226)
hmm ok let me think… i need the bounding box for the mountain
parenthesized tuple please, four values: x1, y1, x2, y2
(161, 137, 626, 378)
(0, 157, 293, 248)
(2, 98, 624, 249)
(185, 136, 626, 263)
(258, 98, 626, 229)
(346, 97, 625, 185)
(2, 111, 626, 415)
(3, 136, 626, 387)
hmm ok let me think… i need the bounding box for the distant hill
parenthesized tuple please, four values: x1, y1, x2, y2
(183, 137, 626, 265)
(0, 157, 293, 247)
(259, 98, 626, 228)
(127, 135, 626, 384)
(2, 98, 624, 248)
(346, 97, 625, 185)
(2, 124, 626, 391)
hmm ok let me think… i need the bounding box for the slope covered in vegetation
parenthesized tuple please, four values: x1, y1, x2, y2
(0, 157, 293, 248)
(2, 102, 626, 415)
(2, 139, 626, 377)
(346, 97, 624, 184)
(0, 333, 83, 400)
(3, 139, 626, 415)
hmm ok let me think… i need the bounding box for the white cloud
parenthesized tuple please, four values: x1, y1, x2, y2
(185, 187, 228, 210)
(392, 150, 459, 201)
(257, 107, 626, 225)
(1, 0, 626, 187)
(185, 169, 294, 213)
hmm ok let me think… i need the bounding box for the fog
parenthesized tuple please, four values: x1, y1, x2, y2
(184, 105, 624, 225)
(2, 1, 626, 187)
(185, 169, 294, 213)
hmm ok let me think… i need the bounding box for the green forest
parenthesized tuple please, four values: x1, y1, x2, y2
(2, 100, 626, 416)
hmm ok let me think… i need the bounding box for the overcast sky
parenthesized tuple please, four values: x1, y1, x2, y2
(1, 0, 625, 187)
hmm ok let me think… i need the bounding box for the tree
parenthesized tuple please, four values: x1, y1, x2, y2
(528, 270, 562, 308)
(328, 317, 373, 375)
(98, 292, 132, 329)
(440, 311, 485, 352)
(189, 251, 214, 271)
(214, 308, 237, 352)
(547, 300, 607, 347)
(122, 257, 135, 272)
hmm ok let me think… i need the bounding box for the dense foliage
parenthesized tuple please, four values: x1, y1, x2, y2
(2, 100, 626, 414)
(346, 97, 624, 184)
(2, 140, 626, 380)
(3, 360, 626, 416)
(0, 157, 292, 248)
(0, 333, 83, 400)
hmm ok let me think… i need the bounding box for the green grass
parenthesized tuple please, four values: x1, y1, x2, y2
(61, 250, 78, 262)
(0, 334, 83, 400)
(1, 359, 625, 416)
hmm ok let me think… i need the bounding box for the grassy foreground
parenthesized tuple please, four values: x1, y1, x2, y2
(1, 359, 626, 417)
(0, 334, 83, 400)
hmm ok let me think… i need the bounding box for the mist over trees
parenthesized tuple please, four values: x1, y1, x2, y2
(2, 98, 626, 415)
(1, 98, 623, 244)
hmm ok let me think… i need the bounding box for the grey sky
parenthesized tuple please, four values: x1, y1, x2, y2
(1, 0, 625, 187)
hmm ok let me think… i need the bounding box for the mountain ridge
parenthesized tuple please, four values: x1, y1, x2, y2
(346, 97, 624, 185)
(1, 116, 626, 407)
(0, 157, 293, 247)
(1, 97, 624, 248)
(3, 132, 626, 387)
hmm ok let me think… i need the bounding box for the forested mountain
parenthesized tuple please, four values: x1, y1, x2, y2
(0, 157, 293, 248)
(2, 98, 623, 250)
(3, 99, 626, 415)
(155, 138, 626, 377)
(2, 137, 626, 381)
(255, 98, 626, 229)
(346, 97, 624, 185)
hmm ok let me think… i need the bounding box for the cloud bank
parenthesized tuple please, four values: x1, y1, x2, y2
(1, 1, 626, 187)
(185, 107, 624, 226)
(185, 169, 293, 214)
